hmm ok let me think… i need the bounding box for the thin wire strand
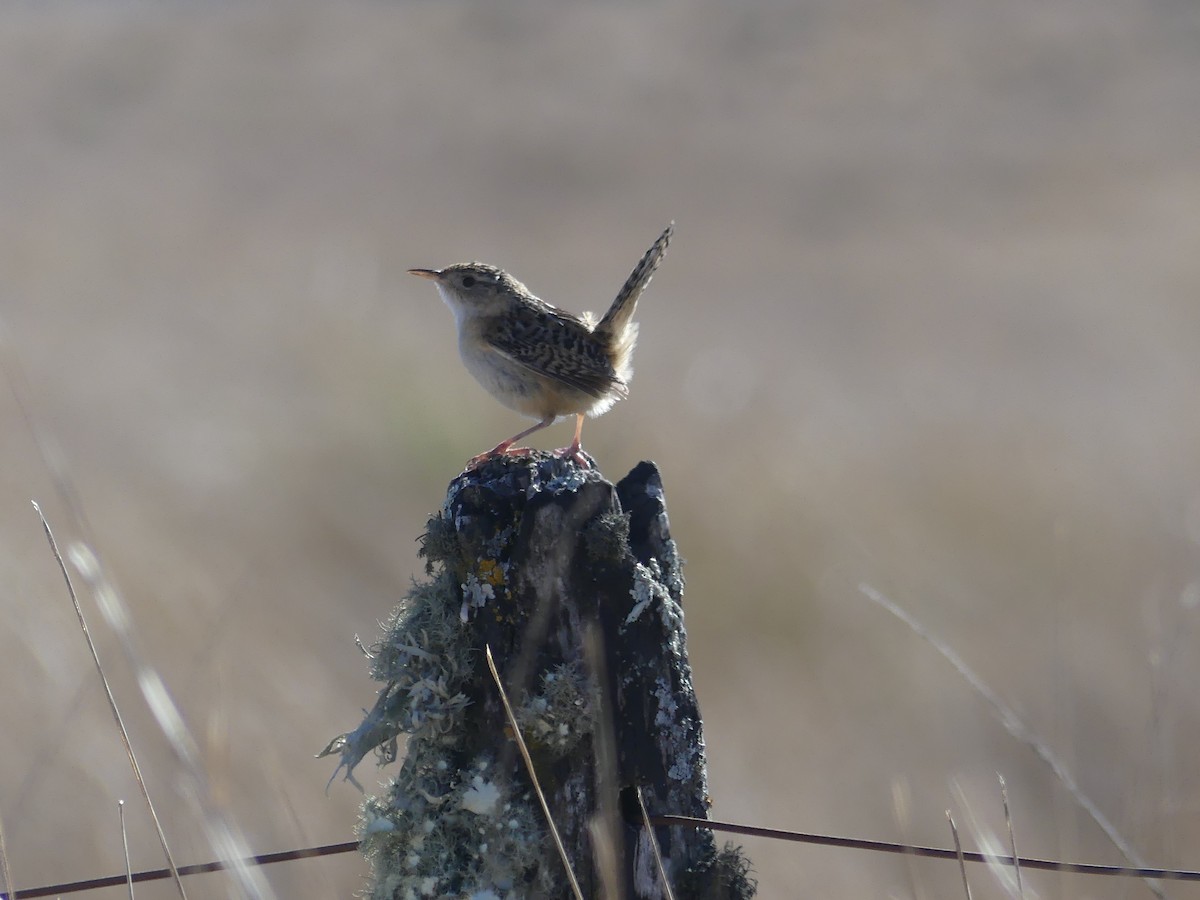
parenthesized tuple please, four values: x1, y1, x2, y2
(8, 813, 1200, 899)
(648, 815, 1200, 882)
(0, 842, 357, 900)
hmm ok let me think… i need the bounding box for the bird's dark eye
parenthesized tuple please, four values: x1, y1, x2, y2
(461, 275, 476, 288)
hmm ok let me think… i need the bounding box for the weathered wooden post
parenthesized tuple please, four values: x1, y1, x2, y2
(324, 454, 754, 898)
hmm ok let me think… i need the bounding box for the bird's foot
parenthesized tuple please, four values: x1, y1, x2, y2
(465, 441, 536, 470)
(552, 443, 593, 468)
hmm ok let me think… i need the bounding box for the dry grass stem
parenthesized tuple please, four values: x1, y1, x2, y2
(635, 786, 676, 900)
(947, 811, 973, 900)
(485, 644, 585, 900)
(584, 626, 625, 900)
(118, 801, 134, 900)
(0, 809, 15, 900)
(860, 583, 1165, 899)
(33, 502, 187, 899)
(891, 779, 928, 900)
(999, 775, 1024, 899)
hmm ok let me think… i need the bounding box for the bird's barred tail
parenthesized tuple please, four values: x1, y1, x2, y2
(595, 222, 674, 338)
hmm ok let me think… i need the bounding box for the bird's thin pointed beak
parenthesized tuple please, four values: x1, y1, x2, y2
(408, 268, 443, 281)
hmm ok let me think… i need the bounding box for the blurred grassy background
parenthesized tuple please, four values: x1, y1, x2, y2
(2, 1, 1199, 897)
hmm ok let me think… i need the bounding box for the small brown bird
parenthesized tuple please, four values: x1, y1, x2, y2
(409, 223, 673, 466)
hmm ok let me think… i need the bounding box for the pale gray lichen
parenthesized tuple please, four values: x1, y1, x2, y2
(668, 742, 700, 783)
(360, 753, 558, 900)
(482, 525, 517, 558)
(320, 572, 474, 788)
(460, 571, 496, 621)
(540, 464, 593, 495)
(513, 661, 594, 757)
(325, 510, 568, 898)
(653, 676, 679, 730)
(331, 458, 753, 897)
(624, 560, 669, 626)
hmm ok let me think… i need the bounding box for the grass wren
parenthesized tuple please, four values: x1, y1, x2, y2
(409, 223, 673, 466)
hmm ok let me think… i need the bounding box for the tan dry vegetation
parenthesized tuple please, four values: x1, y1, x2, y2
(2, 2, 1199, 897)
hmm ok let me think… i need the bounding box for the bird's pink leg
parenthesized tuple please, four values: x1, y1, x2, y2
(553, 414, 590, 467)
(466, 416, 555, 469)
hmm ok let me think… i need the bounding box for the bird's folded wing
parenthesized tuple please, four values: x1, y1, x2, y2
(487, 310, 626, 400)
